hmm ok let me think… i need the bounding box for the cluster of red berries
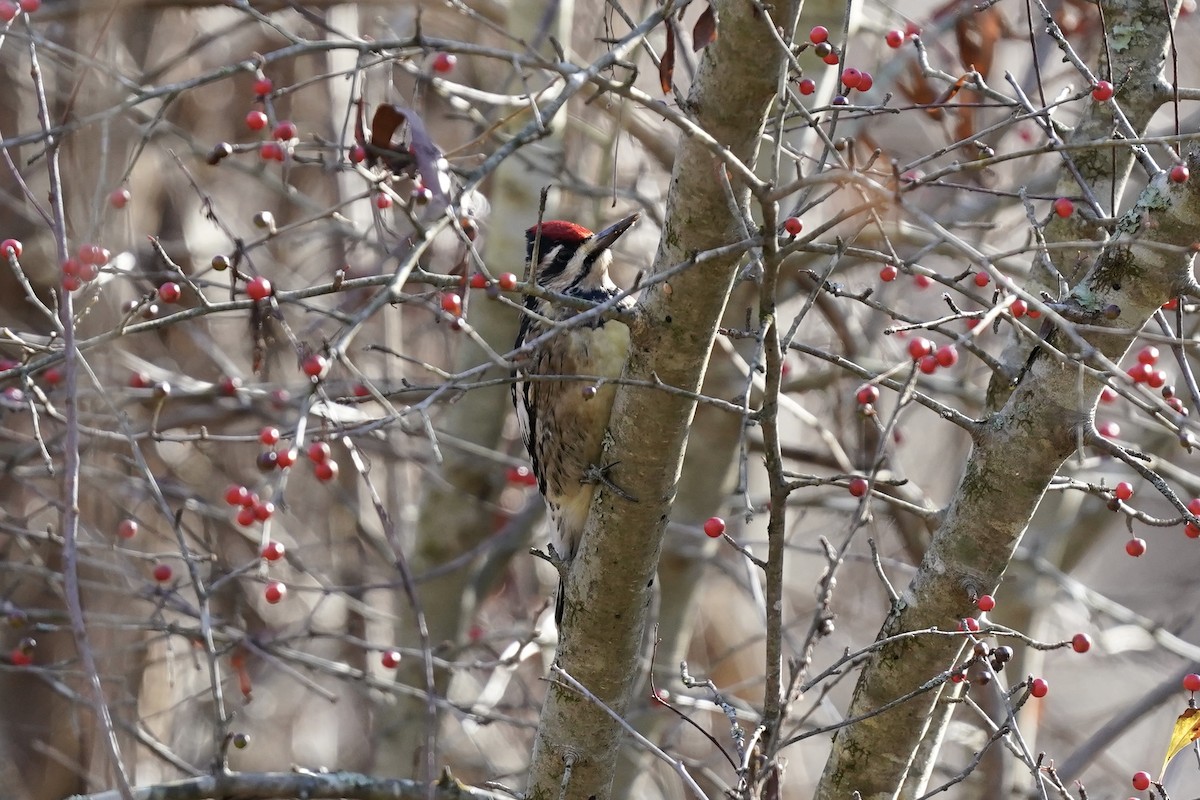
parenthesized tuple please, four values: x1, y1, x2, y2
(57, 242, 111, 291)
(905, 337, 959, 375)
(0, 0, 40, 22)
(1184, 498, 1200, 539)
(1125, 345, 1169, 388)
(243, 77, 298, 163)
(307, 440, 339, 482)
(884, 22, 920, 49)
(466, 272, 519, 292)
(225, 482, 277, 527)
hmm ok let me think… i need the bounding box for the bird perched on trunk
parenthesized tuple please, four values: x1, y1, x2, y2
(511, 212, 639, 624)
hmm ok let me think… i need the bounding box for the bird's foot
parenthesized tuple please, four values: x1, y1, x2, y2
(582, 461, 639, 503)
(531, 543, 571, 581)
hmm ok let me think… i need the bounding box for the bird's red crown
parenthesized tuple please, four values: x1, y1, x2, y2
(526, 220, 593, 244)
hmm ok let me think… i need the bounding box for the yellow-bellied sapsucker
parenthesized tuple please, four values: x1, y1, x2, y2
(512, 213, 639, 623)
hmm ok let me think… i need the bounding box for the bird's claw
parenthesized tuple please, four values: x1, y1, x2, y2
(582, 461, 638, 503)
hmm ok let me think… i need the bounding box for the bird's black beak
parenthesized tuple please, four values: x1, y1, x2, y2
(590, 212, 639, 252)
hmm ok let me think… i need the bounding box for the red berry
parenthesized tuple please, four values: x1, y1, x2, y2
(913, 273, 932, 289)
(976, 594, 995, 612)
(307, 441, 331, 463)
(9, 648, 31, 666)
(432, 52, 457, 73)
(857, 72, 874, 92)
(783, 216, 803, 236)
(1132, 771, 1151, 791)
(302, 353, 328, 379)
(276, 449, 297, 468)
(264, 581, 286, 604)
(219, 376, 242, 396)
(260, 141, 285, 162)
(1186, 522, 1200, 539)
(224, 484, 250, 506)
(905, 21, 921, 37)
(381, 649, 402, 669)
(375, 193, 393, 210)
(259, 426, 280, 445)
(1092, 80, 1114, 102)
(958, 617, 980, 632)
(349, 144, 367, 164)
(78, 243, 109, 265)
(1148, 369, 1168, 388)
(43, 366, 62, 386)
(272, 120, 297, 141)
(1187, 498, 1200, 516)
(1053, 197, 1074, 218)
(1100, 387, 1117, 403)
(703, 516, 726, 538)
(1169, 397, 1187, 414)
(109, 188, 131, 209)
(153, 563, 173, 583)
(117, 519, 138, 539)
(246, 276, 272, 301)
(848, 477, 869, 497)
(498, 272, 518, 292)
(1071, 633, 1092, 653)
(885, 29, 904, 48)
(236, 506, 256, 527)
(157, 282, 181, 303)
(314, 459, 339, 482)
(822, 52, 839, 66)
(0, 238, 21, 258)
(798, 78, 816, 95)
(1184, 673, 1200, 692)
(809, 25, 829, 44)
(935, 345, 959, 368)
(1125, 537, 1146, 557)
(840, 68, 861, 89)
(918, 355, 938, 374)
(1127, 363, 1150, 383)
(261, 540, 286, 561)
(1137, 346, 1160, 365)
(440, 292, 463, 316)
(1114, 481, 1134, 501)
(880, 265, 898, 281)
(253, 501, 274, 521)
(856, 384, 880, 405)
(907, 337, 935, 360)
(1029, 677, 1049, 698)
(1164, 297, 1180, 310)
(18, 0, 38, 13)
(506, 465, 537, 486)
(245, 110, 268, 131)
(1171, 164, 1190, 183)
(252, 76, 273, 96)
(1098, 421, 1120, 438)
(0, 2, 16, 21)
(469, 273, 488, 289)
(129, 371, 151, 389)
